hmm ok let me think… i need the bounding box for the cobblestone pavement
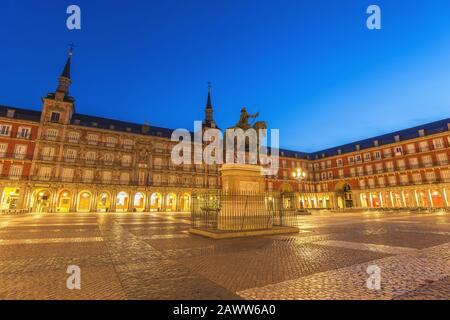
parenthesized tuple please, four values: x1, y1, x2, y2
(0, 210, 449, 299)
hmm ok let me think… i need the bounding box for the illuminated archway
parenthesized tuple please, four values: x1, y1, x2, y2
(133, 192, 145, 212)
(77, 191, 92, 212)
(33, 189, 52, 213)
(335, 182, 353, 208)
(1, 187, 21, 210)
(97, 192, 111, 212)
(116, 191, 129, 212)
(166, 193, 177, 212)
(56, 189, 72, 213)
(431, 190, 444, 207)
(150, 193, 162, 212)
(180, 193, 190, 212)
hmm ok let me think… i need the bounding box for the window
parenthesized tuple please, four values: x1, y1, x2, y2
(419, 141, 429, 152)
(348, 156, 355, 164)
(61, 168, 74, 182)
(12, 145, 27, 159)
(421, 155, 433, 167)
(364, 153, 371, 162)
(385, 161, 394, 172)
(396, 159, 406, 170)
(388, 176, 397, 186)
(359, 180, 366, 188)
(378, 176, 385, 186)
(409, 157, 419, 168)
(9, 165, 23, 179)
(383, 148, 392, 157)
(355, 155, 362, 163)
(17, 127, 31, 139)
(153, 158, 162, 169)
(425, 171, 436, 182)
(366, 165, 373, 175)
(437, 153, 448, 165)
(64, 149, 77, 161)
(350, 168, 356, 177)
(138, 171, 146, 185)
(67, 131, 80, 143)
(85, 151, 96, 163)
(327, 171, 333, 179)
(6, 109, 15, 118)
(375, 163, 383, 173)
(336, 158, 343, 167)
(400, 174, 409, 185)
(45, 129, 59, 140)
(123, 139, 134, 149)
(406, 144, 416, 154)
(50, 112, 60, 123)
(373, 151, 381, 160)
(394, 146, 403, 156)
(338, 169, 344, 178)
(0, 143, 7, 157)
(120, 172, 130, 184)
(441, 170, 450, 182)
(105, 136, 117, 147)
(0, 124, 12, 136)
(412, 173, 422, 183)
(357, 166, 364, 176)
(433, 138, 444, 150)
(83, 169, 94, 182)
(368, 178, 375, 188)
(104, 153, 114, 165)
(86, 134, 99, 145)
(38, 166, 52, 180)
(102, 171, 112, 183)
(122, 155, 132, 167)
(41, 146, 55, 161)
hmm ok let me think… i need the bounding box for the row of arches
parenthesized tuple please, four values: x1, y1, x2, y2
(30, 189, 191, 213)
(360, 189, 448, 208)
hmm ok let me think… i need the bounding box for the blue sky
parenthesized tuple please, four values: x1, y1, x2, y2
(1, 0, 450, 152)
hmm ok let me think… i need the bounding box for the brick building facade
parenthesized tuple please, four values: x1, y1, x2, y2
(0, 51, 449, 213)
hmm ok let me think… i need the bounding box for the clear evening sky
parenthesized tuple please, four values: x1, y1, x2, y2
(1, 0, 450, 152)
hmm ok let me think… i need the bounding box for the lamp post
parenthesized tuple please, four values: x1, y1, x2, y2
(292, 168, 307, 209)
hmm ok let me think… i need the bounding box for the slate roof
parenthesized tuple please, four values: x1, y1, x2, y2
(0, 105, 449, 160)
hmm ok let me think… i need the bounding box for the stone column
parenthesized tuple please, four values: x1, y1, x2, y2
(389, 192, 395, 208)
(428, 189, 434, 208)
(443, 188, 448, 207)
(401, 191, 406, 208)
(379, 192, 384, 207)
(414, 190, 419, 207)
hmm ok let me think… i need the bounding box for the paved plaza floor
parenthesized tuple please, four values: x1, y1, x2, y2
(0, 210, 449, 300)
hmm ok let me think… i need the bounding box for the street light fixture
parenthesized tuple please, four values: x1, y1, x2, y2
(292, 168, 307, 181)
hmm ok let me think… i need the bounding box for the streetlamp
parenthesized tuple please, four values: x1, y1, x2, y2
(292, 168, 307, 181)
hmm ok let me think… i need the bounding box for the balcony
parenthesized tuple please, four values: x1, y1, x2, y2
(0, 153, 33, 161)
(16, 133, 31, 140)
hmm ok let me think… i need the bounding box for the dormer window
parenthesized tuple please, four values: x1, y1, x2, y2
(374, 140, 379, 147)
(6, 109, 15, 118)
(418, 129, 425, 137)
(50, 112, 61, 123)
(394, 135, 400, 142)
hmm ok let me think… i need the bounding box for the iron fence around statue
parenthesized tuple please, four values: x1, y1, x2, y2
(191, 191, 298, 231)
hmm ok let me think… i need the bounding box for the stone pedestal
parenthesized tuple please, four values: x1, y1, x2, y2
(220, 164, 265, 193)
(219, 164, 270, 230)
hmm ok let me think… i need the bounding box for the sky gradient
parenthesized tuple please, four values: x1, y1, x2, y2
(1, 0, 450, 152)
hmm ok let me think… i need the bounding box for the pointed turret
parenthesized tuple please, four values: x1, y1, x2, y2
(203, 82, 217, 128)
(55, 46, 74, 100)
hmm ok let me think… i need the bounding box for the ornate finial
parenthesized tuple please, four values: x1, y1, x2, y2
(69, 43, 75, 57)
